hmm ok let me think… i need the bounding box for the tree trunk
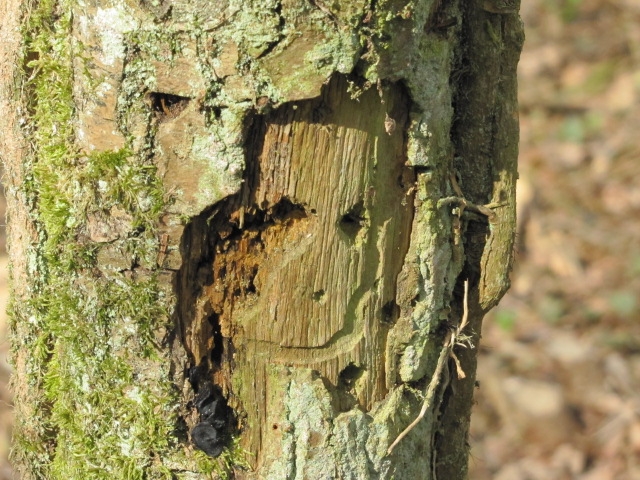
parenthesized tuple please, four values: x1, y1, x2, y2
(0, 0, 522, 478)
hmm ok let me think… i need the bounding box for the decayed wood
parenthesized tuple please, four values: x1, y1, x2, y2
(181, 75, 416, 464)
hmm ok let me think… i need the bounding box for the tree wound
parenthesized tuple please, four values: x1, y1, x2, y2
(178, 74, 416, 460)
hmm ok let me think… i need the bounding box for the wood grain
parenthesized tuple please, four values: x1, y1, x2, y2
(189, 75, 416, 460)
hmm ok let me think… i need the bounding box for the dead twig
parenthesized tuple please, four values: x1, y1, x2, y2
(438, 174, 503, 222)
(387, 279, 472, 455)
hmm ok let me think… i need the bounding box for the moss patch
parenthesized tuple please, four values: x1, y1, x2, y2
(12, 0, 198, 477)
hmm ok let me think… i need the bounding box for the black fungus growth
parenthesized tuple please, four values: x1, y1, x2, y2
(190, 378, 234, 457)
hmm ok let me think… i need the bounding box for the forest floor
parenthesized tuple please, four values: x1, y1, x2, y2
(470, 1, 640, 479)
(1, 0, 639, 478)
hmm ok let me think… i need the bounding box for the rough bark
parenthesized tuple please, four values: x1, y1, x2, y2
(0, 0, 522, 478)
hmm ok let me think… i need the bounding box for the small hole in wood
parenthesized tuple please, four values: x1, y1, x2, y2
(338, 363, 365, 390)
(210, 106, 222, 120)
(267, 197, 307, 223)
(381, 300, 400, 324)
(312, 289, 326, 303)
(338, 201, 366, 239)
(147, 92, 190, 120)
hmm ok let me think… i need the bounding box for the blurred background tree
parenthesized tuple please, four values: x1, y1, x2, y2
(470, 1, 640, 479)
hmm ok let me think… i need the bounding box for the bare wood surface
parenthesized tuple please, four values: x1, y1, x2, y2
(183, 75, 416, 463)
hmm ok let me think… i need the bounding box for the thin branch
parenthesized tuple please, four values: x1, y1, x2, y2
(458, 279, 469, 334)
(386, 331, 452, 455)
(450, 350, 465, 380)
(386, 279, 472, 455)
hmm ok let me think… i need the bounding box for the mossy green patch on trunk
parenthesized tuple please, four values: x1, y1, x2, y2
(12, 0, 230, 477)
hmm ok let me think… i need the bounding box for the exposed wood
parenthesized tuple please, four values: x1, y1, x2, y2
(180, 75, 416, 466)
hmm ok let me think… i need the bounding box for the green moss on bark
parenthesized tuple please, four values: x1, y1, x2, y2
(12, 0, 212, 477)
